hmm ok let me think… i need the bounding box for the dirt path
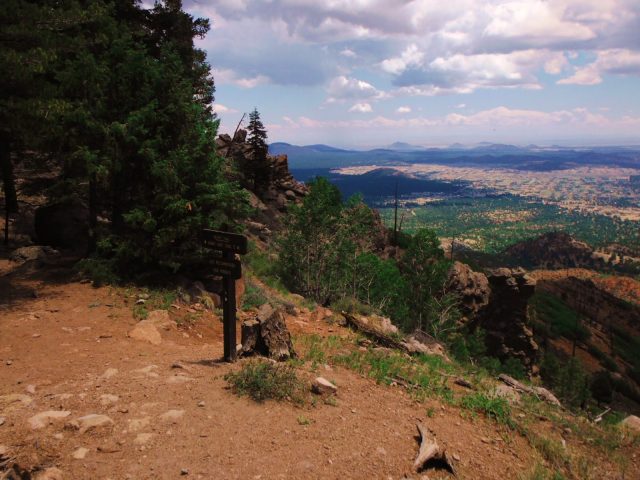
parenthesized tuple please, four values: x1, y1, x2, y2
(0, 260, 633, 479)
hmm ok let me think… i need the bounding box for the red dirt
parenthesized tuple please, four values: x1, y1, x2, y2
(0, 260, 637, 479)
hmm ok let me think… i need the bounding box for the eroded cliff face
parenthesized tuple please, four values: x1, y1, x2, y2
(481, 268, 539, 374)
(447, 263, 539, 375)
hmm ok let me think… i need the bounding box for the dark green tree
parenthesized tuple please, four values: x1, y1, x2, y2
(245, 107, 269, 191)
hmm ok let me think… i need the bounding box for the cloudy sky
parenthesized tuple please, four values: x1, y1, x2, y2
(186, 0, 640, 147)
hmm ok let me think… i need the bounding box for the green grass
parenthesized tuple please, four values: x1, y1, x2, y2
(224, 360, 307, 405)
(242, 281, 269, 310)
(460, 392, 513, 426)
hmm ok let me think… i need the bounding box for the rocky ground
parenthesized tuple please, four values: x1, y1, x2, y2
(0, 257, 638, 480)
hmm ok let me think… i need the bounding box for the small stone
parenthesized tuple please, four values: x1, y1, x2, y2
(180, 468, 189, 475)
(376, 447, 387, 455)
(28, 410, 71, 429)
(453, 453, 461, 461)
(0, 445, 8, 456)
(0, 417, 5, 426)
(72, 447, 89, 460)
(128, 417, 151, 432)
(160, 410, 185, 424)
(5, 360, 12, 366)
(563, 427, 572, 435)
(100, 368, 118, 380)
(197, 401, 205, 407)
(25, 384, 36, 394)
(100, 394, 119, 406)
(311, 377, 337, 396)
(97, 443, 120, 453)
(481, 437, 491, 444)
(134, 433, 154, 446)
(34, 467, 64, 480)
(73, 414, 114, 433)
(32, 333, 41, 338)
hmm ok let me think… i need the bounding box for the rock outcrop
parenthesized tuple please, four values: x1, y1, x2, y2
(480, 268, 538, 373)
(446, 261, 490, 322)
(447, 264, 539, 375)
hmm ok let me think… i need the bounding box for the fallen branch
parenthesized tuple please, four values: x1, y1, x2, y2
(498, 374, 561, 407)
(593, 407, 611, 424)
(414, 423, 455, 475)
(343, 312, 410, 353)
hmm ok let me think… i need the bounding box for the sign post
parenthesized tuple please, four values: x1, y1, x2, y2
(202, 229, 248, 363)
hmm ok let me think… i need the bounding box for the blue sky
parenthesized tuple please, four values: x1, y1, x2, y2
(186, 0, 640, 147)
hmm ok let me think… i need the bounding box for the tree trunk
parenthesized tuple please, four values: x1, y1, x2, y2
(88, 172, 97, 253)
(1, 135, 18, 245)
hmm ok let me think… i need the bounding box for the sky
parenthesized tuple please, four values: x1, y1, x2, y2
(185, 0, 640, 147)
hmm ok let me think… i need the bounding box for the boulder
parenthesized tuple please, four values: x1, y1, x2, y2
(128, 310, 173, 345)
(621, 415, 640, 433)
(34, 200, 89, 252)
(70, 414, 114, 434)
(311, 377, 337, 396)
(9, 245, 60, 264)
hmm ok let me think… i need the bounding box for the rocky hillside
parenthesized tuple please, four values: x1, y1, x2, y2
(505, 232, 600, 270)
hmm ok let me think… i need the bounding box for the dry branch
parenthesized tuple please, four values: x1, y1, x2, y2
(414, 423, 455, 475)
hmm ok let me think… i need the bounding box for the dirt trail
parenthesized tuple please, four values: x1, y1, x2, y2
(0, 260, 633, 479)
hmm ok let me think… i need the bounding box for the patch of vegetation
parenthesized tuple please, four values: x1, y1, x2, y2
(242, 281, 269, 310)
(530, 293, 590, 342)
(75, 258, 120, 287)
(460, 392, 513, 426)
(224, 360, 307, 405)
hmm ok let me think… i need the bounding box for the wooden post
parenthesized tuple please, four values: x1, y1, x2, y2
(223, 250, 237, 362)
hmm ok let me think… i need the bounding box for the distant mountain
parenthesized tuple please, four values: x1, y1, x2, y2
(269, 141, 640, 171)
(386, 141, 426, 151)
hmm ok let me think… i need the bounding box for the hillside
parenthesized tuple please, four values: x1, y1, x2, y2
(1, 258, 639, 479)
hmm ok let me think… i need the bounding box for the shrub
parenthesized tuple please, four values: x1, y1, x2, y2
(460, 392, 512, 426)
(224, 360, 306, 404)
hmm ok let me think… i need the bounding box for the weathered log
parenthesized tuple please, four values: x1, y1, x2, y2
(414, 423, 455, 474)
(498, 374, 561, 407)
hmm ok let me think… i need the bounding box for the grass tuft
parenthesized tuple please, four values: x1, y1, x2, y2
(225, 360, 307, 405)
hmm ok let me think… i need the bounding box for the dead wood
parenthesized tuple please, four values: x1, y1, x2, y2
(343, 312, 410, 353)
(593, 407, 611, 423)
(414, 423, 455, 475)
(498, 374, 561, 407)
(453, 377, 474, 390)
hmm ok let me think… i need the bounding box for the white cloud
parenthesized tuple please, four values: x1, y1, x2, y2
(340, 48, 357, 58)
(212, 103, 237, 114)
(349, 102, 373, 113)
(455, 103, 466, 109)
(214, 68, 269, 88)
(380, 44, 424, 75)
(327, 75, 384, 102)
(558, 49, 640, 85)
(396, 106, 412, 114)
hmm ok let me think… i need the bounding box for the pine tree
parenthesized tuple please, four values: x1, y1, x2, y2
(245, 108, 269, 191)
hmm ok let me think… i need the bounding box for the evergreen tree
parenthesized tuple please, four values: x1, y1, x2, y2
(245, 108, 269, 191)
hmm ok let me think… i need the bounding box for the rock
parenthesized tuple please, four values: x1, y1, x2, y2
(35, 200, 89, 252)
(5, 360, 12, 366)
(480, 269, 538, 374)
(128, 417, 151, 432)
(25, 384, 36, 394)
(401, 331, 449, 360)
(72, 447, 89, 460)
(0, 394, 32, 409)
(180, 468, 189, 475)
(0, 445, 8, 456)
(311, 377, 337, 396)
(72, 414, 114, 434)
(159, 410, 185, 424)
(100, 368, 118, 380)
(493, 384, 521, 404)
(446, 262, 490, 321)
(621, 415, 640, 433)
(34, 467, 64, 480)
(0, 416, 5, 426)
(9, 245, 60, 264)
(100, 394, 119, 406)
(128, 310, 172, 345)
(134, 433, 154, 446)
(28, 410, 71, 429)
(197, 401, 205, 407)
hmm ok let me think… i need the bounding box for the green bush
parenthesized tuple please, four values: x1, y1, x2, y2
(224, 360, 306, 404)
(242, 281, 268, 310)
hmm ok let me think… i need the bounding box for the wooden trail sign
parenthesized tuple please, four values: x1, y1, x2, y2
(202, 229, 248, 362)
